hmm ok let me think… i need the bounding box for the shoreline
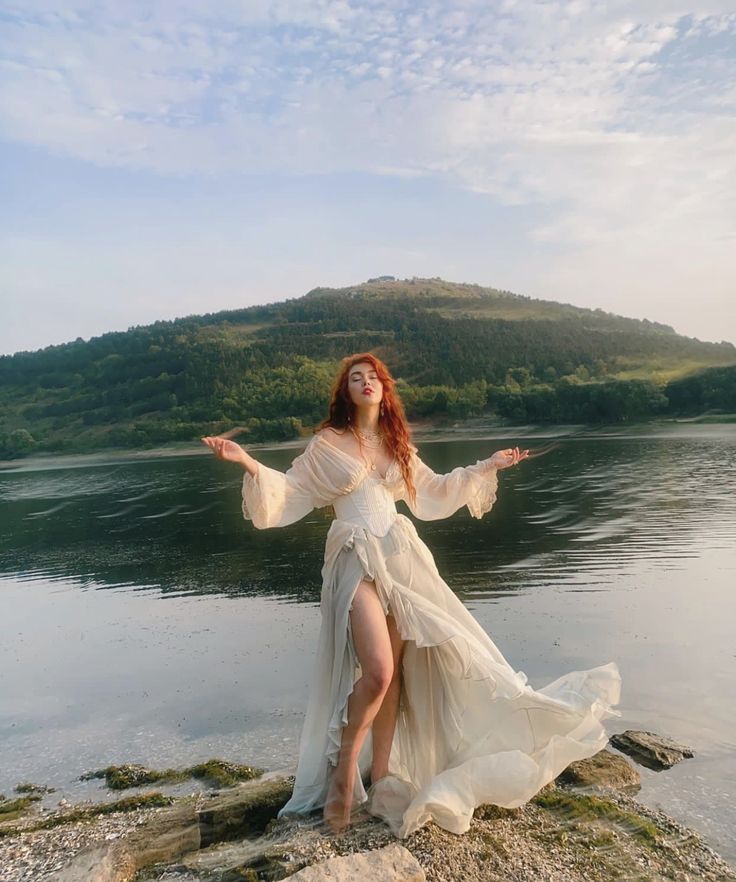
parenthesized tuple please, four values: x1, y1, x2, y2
(2, 415, 734, 473)
(2, 751, 734, 882)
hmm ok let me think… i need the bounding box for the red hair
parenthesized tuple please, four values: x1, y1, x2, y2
(316, 352, 417, 506)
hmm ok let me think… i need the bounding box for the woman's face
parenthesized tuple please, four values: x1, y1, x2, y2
(347, 362, 383, 409)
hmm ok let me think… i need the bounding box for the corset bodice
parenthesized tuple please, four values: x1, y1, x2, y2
(332, 474, 398, 537)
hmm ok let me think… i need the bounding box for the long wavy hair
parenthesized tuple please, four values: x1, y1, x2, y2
(315, 353, 418, 506)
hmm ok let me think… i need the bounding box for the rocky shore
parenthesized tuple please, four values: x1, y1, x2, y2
(1, 733, 734, 882)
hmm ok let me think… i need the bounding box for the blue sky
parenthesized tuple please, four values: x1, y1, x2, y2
(1, 1, 735, 355)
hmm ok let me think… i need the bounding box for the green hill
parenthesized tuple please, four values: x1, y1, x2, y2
(1, 277, 735, 458)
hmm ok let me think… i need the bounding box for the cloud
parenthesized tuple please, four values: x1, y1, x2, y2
(1, 1, 734, 346)
(1, 5, 732, 176)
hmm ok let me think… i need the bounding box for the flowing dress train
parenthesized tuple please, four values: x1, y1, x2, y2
(241, 432, 622, 838)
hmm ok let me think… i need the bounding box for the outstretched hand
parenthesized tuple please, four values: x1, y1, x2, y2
(201, 435, 247, 465)
(490, 446, 530, 470)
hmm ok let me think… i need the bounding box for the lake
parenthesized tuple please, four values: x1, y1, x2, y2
(0, 424, 734, 862)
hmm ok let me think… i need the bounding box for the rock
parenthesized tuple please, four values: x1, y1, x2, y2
(51, 842, 136, 882)
(48, 803, 198, 882)
(197, 776, 294, 847)
(47, 776, 294, 882)
(285, 842, 425, 881)
(555, 748, 641, 792)
(609, 730, 694, 771)
(121, 802, 201, 868)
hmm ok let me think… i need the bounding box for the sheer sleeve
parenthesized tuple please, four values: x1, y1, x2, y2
(402, 444, 499, 521)
(241, 436, 337, 529)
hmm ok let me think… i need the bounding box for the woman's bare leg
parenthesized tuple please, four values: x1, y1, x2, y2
(323, 579, 393, 833)
(370, 612, 405, 783)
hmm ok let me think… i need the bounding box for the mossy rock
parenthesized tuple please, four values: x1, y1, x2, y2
(0, 791, 173, 838)
(198, 777, 294, 847)
(221, 855, 290, 882)
(14, 782, 56, 795)
(473, 803, 521, 821)
(556, 749, 641, 793)
(220, 870, 261, 882)
(0, 793, 42, 822)
(80, 764, 176, 789)
(189, 760, 263, 788)
(81, 759, 264, 791)
(85, 793, 175, 817)
(533, 789, 660, 844)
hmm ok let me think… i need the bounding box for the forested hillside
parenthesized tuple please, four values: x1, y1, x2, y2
(1, 278, 734, 459)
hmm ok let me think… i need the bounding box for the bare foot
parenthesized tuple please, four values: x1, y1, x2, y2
(323, 768, 353, 834)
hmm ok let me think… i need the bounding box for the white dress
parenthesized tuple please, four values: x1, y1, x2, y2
(241, 432, 622, 838)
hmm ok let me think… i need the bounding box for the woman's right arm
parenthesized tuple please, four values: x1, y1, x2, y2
(201, 436, 259, 476)
(202, 434, 326, 529)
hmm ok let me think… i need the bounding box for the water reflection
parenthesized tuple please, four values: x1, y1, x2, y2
(1, 433, 734, 602)
(0, 427, 734, 862)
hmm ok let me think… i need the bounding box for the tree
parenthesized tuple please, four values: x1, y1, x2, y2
(1, 428, 37, 458)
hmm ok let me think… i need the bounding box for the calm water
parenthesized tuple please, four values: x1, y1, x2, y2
(0, 425, 734, 862)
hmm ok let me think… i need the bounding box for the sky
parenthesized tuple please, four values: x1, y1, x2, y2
(1, 1, 735, 356)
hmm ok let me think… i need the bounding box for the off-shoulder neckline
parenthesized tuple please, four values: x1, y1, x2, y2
(312, 432, 400, 482)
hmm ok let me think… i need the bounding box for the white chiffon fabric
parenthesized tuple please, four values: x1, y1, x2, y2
(241, 432, 622, 838)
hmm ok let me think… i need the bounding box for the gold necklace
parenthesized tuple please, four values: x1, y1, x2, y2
(350, 426, 384, 471)
(351, 425, 384, 446)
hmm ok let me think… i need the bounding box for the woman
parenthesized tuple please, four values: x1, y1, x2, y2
(202, 353, 621, 838)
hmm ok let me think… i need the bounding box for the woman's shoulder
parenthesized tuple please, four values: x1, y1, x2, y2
(313, 426, 349, 448)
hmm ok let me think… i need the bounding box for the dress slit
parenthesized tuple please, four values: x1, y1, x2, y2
(262, 435, 622, 840)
